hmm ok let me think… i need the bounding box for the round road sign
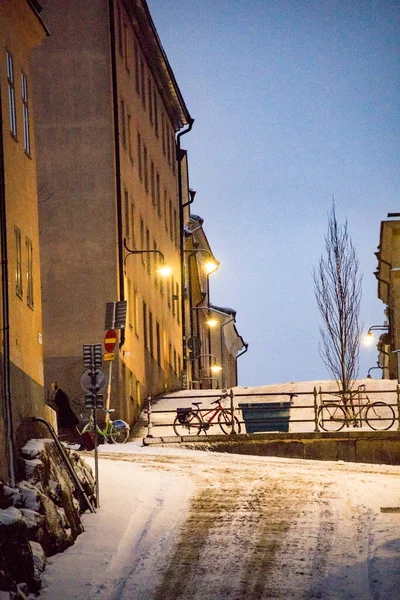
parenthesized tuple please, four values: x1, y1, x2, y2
(104, 329, 117, 353)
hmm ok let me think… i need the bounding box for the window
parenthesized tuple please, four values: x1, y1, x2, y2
(166, 125, 171, 164)
(156, 172, 161, 214)
(22, 73, 30, 155)
(171, 133, 176, 173)
(148, 77, 153, 125)
(134, 43, 140, 94)
(26, 236, 34, 308)
(153, 240, 158, 287)
(120, 99, 126, 147)
(161, 113, 166, 154)
(124, 23, 129, 70)
(169, 199, 173, 240)
(149, 311, 154, 357)
(154, 91, 159, 137)
(15, 226, 22, 298)
(124, 188, 129, 238)
(117, 4, 123, 56)
(175, 282, 180, 324)
(156, 322, 161, 365)
(140, 218, 145, 265)
(140, 58, 145, 107)
(136, 380, 141, 407)
(127, 278, 133, 327)
(173, 348, 177, 373)
(143, 145, 148, 192)
(143, 301, 148, 348)
(133, 290, 139, 335)
(164, 190, 168, 230)
(168, 343, 172, 368)
(150, 161, 155, 205)
(146, 228, 150, 274)
(7, 52, 17, 138)
(130, 201, 136, 246)
(128, 114, 133, 161)
(171, 275, 175, 316)
(137, 133, 142, 180)
(167, 279, 171, 308)
(174, 208, 178, 247)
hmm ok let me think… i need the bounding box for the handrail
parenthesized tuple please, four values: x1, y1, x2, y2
(32, 417, 95, 513)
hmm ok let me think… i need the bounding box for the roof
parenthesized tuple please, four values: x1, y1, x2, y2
(123, 0, 192, 131)
(27, 0, 50, 35)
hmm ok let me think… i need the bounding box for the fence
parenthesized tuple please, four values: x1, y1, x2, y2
(143, 385, 400, 438)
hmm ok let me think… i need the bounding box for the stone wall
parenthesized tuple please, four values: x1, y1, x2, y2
(0, 440, 95, 599)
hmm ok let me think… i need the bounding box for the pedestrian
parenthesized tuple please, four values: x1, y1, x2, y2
(51, 381, 81, 445)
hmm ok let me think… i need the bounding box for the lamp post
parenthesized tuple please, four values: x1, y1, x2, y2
(124, 238, 171, 275)
(363, 324, 389, 346)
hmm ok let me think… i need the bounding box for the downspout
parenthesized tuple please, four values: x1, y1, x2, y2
(0, 88, 15, 486)
(177, 119, 194, 374)
(108, 0, 125, 349)
(235, 342, 248, 386)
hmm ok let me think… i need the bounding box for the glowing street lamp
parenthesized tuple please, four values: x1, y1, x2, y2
(210, 363, 222, 375)
(363, 325, 388, 347)
(124, 238, 171, 276)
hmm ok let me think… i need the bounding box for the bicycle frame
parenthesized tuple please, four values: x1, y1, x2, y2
(197, 405, 223, 426)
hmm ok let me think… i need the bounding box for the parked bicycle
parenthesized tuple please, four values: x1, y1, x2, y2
(81, 408, 130, 443)
(318, 386, 395, 432)
(173, 398, 241, 436)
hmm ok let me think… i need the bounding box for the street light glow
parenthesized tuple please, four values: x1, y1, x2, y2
(363, 332, 375, 347)
(210, 363, 222, 374)
(206, 318, 218, 327)
(203, 260, 219, 275)
(156, 264, 172, 277)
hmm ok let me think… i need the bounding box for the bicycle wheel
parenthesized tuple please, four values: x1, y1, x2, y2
(173, 411, 201, 436)
(365, 402, 395, 431)
(318, 404, 346, 432)
(81, 421, 95, 435)
(109, 423, 130, 443)
(218, 410, 241, 434)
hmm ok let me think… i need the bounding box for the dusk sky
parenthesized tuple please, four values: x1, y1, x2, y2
(148, 0, 400, 386)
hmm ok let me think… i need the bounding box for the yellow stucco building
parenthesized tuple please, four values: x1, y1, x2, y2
(31, 0, 193, 424)
(0, 0, 50, 482)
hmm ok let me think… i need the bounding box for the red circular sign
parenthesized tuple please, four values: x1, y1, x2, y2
(104, 329, 117, 353)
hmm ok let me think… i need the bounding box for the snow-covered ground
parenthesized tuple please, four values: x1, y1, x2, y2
(38, 441, 400, 600)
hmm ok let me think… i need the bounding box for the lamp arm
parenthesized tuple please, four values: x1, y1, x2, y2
(123, 238, 165, 264)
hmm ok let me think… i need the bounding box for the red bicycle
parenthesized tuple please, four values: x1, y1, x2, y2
(173, 398, 241, 436)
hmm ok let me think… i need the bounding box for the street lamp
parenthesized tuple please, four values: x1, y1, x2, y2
(124, 238, 171, 275)
(363, 324, 388, 347)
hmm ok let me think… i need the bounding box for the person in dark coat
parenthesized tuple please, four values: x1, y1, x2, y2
(51, 381, 81, 444)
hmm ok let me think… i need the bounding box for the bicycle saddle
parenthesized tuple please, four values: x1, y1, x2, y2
(192, 401, 202, 407)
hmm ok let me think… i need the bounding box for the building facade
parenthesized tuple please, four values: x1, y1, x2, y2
(375, 216, 400, 379)
(31, 0, 192, 423)
(0, 0, 50, 483)
(183, 214, 247, 389)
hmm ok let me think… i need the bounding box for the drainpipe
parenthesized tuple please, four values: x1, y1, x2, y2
(235, 342, 249, 386)
(0, 88, 15, 486)
(108, 0, 125, 350)
(177, 119, 194, 374)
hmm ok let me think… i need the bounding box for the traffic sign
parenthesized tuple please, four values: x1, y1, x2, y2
(103, 352, 115, 361)
(104, 329, 117, 353)
(80, 368, 107, 393)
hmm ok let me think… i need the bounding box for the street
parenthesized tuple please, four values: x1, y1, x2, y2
(40, 446, 400, 600)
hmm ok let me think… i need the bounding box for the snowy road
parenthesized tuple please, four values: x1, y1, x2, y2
(39, 446, 400, 600)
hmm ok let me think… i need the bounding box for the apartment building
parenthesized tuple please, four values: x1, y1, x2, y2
(184, 214, 247, 389)
(375, 216, 400, 379)
(31, 0, 192, 423)
(0, 0, 50, 482)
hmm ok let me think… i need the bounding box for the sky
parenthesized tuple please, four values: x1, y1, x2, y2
(147, 0, 400, 386)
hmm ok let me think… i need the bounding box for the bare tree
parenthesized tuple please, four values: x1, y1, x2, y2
(313, 203, 363, 395)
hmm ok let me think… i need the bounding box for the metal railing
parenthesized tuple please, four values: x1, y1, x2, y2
(143, 385, 400, 438)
